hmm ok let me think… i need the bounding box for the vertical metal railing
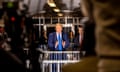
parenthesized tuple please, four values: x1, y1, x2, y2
(38, 50, 81, 72)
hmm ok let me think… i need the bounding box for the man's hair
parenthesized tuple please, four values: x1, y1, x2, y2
(78, 25, 83, 30)
(78, 25, 83, 28)
(55, 23, 63, 28)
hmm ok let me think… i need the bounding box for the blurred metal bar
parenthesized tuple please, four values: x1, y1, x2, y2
(50, 63, 52, 72)
(39, 50, 81, 72)
(57, 63, 60, 72)
(42, 63, 45, 72)
(40, 51, 80, 54)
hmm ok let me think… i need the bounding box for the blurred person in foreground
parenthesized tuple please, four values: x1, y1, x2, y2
(0, 48, 26, 72)
(62, 0, 120, 72)
(0, 20, 26, 72)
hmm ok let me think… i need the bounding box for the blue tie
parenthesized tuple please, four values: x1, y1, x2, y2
(58, 33, 62, 51)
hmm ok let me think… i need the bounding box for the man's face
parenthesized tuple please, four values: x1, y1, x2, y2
(78, 27, 83, 34)
(55, 25, 62, 33)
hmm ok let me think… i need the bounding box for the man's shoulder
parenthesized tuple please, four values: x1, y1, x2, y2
(49, 32, 56, 36)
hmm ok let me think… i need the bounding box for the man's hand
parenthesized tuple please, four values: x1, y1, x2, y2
(55, 41, 58, 48)
(62, 41, 66, 48)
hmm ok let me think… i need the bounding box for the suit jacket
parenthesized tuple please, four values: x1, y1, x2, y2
(74, 34, 83, 50)
(74, 35, 81, 48)
(48, 32, 70, 51)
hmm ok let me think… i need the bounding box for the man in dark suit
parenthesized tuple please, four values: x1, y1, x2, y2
(48, 23, 70, 55)
(74, 25, 84, 51)
(75, 19, 96, 57)
(48, 23, 70, 72)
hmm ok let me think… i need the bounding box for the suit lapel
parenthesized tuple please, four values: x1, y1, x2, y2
(54, 32, 57, 41)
